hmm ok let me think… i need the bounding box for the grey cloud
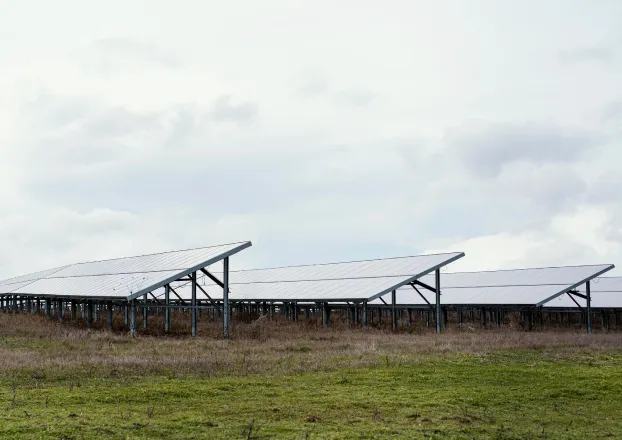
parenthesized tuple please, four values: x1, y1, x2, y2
(333, 88, 375, 107)
(585, 170, 622, 204)
(602, 101, 622, 123)
(606, 223, 622, 242)
(82, 106, 162, 138)
(209, 95, 258, 124)
(448, 123, 600, 177)
(297, 77, 329, 98)
(500, 164, 588, 210)
(16, 94, 191, 177)
(559, 46, 615, 63)
(295, 75, 376, 107)
(93, 38, 181, 68)
(26, 93, 94, 129)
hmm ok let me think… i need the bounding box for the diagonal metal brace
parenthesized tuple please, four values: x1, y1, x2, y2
(566, 292, 583, 310)
(168, 285, 189, 305)
(411, 284, 434, 309)
(195, 282, 222, 311)
(201, 268, 224, 288)
(411, 280, 437, 294)
(567, 290, 588, 300)
(149, 292, 163, 305)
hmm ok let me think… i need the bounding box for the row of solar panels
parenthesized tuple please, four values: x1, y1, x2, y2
(152, 263, 619, 309)
(0, 240, 619, 308)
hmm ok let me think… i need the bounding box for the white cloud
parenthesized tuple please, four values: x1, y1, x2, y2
(426, 206, 622, 274)
(0, 0, 622, 279)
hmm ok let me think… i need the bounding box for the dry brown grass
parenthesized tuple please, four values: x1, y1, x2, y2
(1, 310, 621, 382)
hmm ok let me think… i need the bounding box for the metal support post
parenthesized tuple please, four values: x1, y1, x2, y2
(322, 302, 329, 327)
(71, 300, 77, 321)
(391, 290, 397, 331)
(124, 305, 129, 325)
(223, 257, 230, 338)
(107, 301, 113, 330)
(57, 299, 63, 321)
(191, 271, 197, 337)
(362, 301, 368, 328)
(481, 307, 487, 329)
(130, 300, 137, 337)
(586, 281, 592, 334)
(143, 293, 148, 329)
(45, 298, 51, 318)
(164, 284, 171, 333)
(87, 301, 93, 328)
(408, 308, 413, 328)
(435, 269, 442, 333)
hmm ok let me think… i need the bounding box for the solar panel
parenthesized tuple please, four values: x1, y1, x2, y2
(158, 252, 465, 302)
(370, 264, 615, 307)
(1, 241, 252, 301)
(544, 277, 622, 309)
(0, 265, 70, 293)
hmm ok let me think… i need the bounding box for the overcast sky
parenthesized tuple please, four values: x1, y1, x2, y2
(1, 0, 621, 278)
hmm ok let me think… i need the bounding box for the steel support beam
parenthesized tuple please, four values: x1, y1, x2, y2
(191, 271, 197, 337)
(71, 300, 77, 321)
(130, 300, 137, 337)
(223, 257, 230, 339)
(391, 290, 397, 331)
(164, 284, 171, 333)
(362, 301, 368, 328)
(586, 280, 592, 334)
(107, 301, 113, 331)
(143, 293, 148, 329)
(87, 301, 93, 328)
(435, 269, 441, 333)
(322, 302, 329, 327)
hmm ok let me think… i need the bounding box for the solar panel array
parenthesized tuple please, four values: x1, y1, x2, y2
(158, 252, 465, 302)
(1, 243, 619, 309)
(544, 277, 622, 309)
(0, 241, 251, 301)
(370, 265, 615, 307)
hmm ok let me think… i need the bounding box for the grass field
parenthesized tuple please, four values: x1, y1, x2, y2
(1, 313, 622, 439)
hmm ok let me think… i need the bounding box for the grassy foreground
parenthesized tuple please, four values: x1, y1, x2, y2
(1, 314, 622, 439)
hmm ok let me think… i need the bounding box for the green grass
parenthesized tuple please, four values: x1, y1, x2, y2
(2, 350, 622, 439)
